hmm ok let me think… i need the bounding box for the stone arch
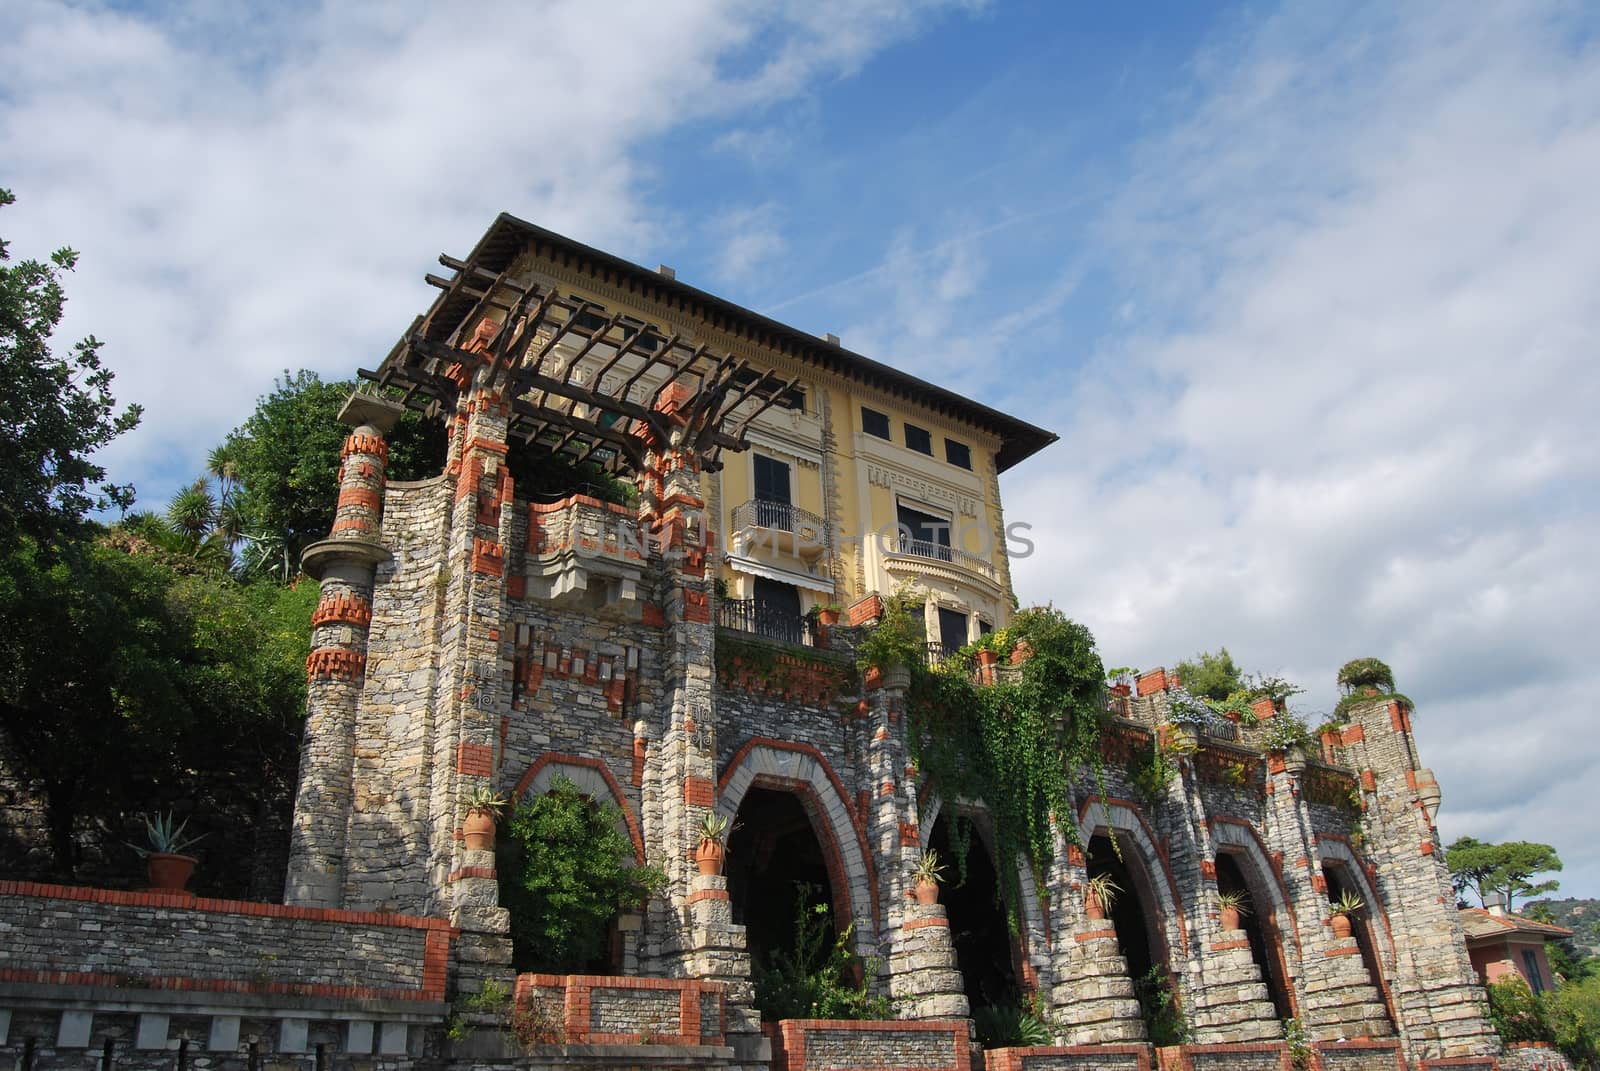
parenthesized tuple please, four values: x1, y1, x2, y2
(512, 753, 646, 864)
(1075, 797, 1188, 957)
(718, 738, 879, 937)
(1316, 834, 1395, 963)
(917, 791, 1050, 981)
(1210, 817, 1303, 960)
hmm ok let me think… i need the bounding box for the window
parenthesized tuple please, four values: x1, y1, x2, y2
(945, 439, 972, 470)
(905, 423, 933, 455)
(1524, 949, 1546, 994)
(936, 607, 968, 655)
(752, 454, 792, 531)
(862, 406, 890, 439)
(896, 503, 953, 562)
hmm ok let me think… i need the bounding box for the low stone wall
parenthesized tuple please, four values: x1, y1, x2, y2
(987, 1043, 1152, 1071)
(1499, 1043, 1574, 1071)
(514, 974, 725, 1046)
(0, 881, 452, 1001)
(765, 1019, 970, 1071)
(1314, 1040, 1407, 1071)
(1153, 1042, 1293, 1071)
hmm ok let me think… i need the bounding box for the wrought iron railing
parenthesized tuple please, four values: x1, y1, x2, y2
(718, 598, 817, 647)
(893, 534, 997, 580)
(731, 499, 824, 535)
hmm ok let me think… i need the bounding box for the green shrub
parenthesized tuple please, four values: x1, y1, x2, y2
(497, 777, 665, 973)
(753, 884, 893, 1021)
(1487, 976, 1553, 1044)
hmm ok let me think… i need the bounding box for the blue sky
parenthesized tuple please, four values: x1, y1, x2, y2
(4, 0, 1599, 898)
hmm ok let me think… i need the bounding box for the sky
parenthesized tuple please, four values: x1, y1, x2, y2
(4, 1, 1598, 897)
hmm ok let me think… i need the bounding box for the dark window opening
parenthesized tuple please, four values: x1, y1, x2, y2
(1089, 835, 1180, 1044)
(936, 607, 968, 658)
(733, 367, 805, 412)
(1323, 864, 1395, 1027)
(897, 503, 953, 562)
(905, 423, 933, 455)
(753, 454, 793, 529)
(945, 439, 972, 470)
(728, 787, 839, 973)
(752, 578, 805, 645)
(978, 619, 994, 636)
(862, 407, 891, 439)
(1523, 949, 1545, 994)
(929, 816, 1019, 1022)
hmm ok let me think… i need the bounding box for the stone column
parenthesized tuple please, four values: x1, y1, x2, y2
(1049, 841, 1147, 1044)
(1331, 695, 1500, 1061)
(284, 392, 403, 908)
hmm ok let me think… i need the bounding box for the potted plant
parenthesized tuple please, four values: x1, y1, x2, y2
(1215, 889, 1251, 932)
(1329, 889, 1364, 939)
(464, 786, 508, 851)
(815, 603, 842, 627)
(1105, 666, 1138, 699)
(134, 812, 204, 892)
(912, 849, 946, 905)
(1084, 872, 1121, 921)
(696, 812, 730, 875)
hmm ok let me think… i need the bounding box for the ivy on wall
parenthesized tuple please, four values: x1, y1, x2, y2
(896, 605, 1108, 930)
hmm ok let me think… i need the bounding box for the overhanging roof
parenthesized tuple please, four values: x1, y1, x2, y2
(397, 213, 1057, 474)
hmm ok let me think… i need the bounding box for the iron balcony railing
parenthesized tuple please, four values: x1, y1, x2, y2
(718, 598, 818, 648)
(894, 534, 997, 581)
(731, 498, 825, 536)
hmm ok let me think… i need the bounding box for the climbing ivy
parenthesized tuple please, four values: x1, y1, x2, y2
(902, 606, 1107, 931)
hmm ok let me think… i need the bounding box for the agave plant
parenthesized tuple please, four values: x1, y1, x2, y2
(132, 812, 205, 858)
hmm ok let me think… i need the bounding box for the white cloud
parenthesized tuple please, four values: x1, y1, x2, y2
(708, 202, 788, 281)
(1006, 3, 1600, 893)
(0, 0, 978, 502)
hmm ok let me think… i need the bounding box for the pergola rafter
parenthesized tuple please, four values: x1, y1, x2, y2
(360, 246, 803, 475)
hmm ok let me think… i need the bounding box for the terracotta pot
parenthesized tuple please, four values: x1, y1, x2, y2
(1085, 891, 1107, 921)
(463, 808, 497, 851)
(817, 609, 840, 627)
(913, 878, 940, 905)
(696, 838, 725, 876)
(147, 853, 197, 892)
(1331, 913, 1353, 940)
(976, 650, 1000, 667)
(1109, 682, 1131, 698)
(865, 666, 885, 690)
(1220, 906, 1241, 932)
(1251, 697, 1278, 720)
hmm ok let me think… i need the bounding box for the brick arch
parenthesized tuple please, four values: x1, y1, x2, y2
(918, 794, 1050, 992)
(1210, 817, 1304, 960)
(513, 753, 646, 865)
(1316, 834, 1395, 963)
(717, 738, 879, 939)
(1075, 797, 1189, 956)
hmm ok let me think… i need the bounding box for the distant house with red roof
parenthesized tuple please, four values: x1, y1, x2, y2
(1460, 900, 1574, 995)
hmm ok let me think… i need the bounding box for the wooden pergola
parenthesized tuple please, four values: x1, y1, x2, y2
(361, 251, 801, 474)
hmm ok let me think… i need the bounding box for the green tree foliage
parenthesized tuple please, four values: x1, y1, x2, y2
(1446, 837, 1563, 910)
(0, 189, 141, 554)
(221, 371, 446, 568)
(1174, 648, 1243, 701)
(753, 884, 892, 1022)
(907, 606, 1105, 928)
(496, 778, 665, 973)
(0, 536, 316, 884)
(1546, 975, 1600, 1068)
(1487, 976, 1551, 1044)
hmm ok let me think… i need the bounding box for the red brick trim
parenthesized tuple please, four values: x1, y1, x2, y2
(342, 433, 390, 463)
(1312, 1039, 1407, 1071)
(687, 889, 730, 905)
(1341, 724, 1365, 744)
(1324, 946, 1363, 957)
(528, 494, 637, 518)
(904, 917, 949, 930)
(772, 1018, 972, 1071)
(447, 866, 497, 882)
(515, 973, 725, 1046)
(512, 753, 646, 865)
(456, 742, 494, 776)
(1077, 795, 1189, 955)
(336, 487, 382, 513)
(684, 776, 716, 807)
(988, 1044, 1151, 1071)
(312, 593, 373, 628)
(0, 881, 455, 930)
(1210, 939, 1252, 952)
(306, 647, 366, 681)
(1075, 928, 1119, 942)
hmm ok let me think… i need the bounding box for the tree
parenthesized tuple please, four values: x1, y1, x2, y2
(496, 778, 664, 973)
(1446, 836, 1563, 910)
(1174, 647, 1243, 701)
(222, 371, 445, 570)
(0, 189, 141, 552)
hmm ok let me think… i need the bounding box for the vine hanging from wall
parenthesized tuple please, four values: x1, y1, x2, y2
(875, 601, 1108, 931)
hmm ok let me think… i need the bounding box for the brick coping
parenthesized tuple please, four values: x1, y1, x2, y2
(0, 880, 456, 932)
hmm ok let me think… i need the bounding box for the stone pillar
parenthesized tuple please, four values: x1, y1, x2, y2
(875, 668, 968, 1021)
(1259, 747, 1394, 1041)
(1049, 842, 1147, 1044)
(284, 393, 403, 907)
(1331, 695, 1500, 1061)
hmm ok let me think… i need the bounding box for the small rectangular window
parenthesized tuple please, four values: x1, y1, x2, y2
(862, 407, 890, 439)
(905, 423, 933, 455)
(1524, 949, 1546, 994)
(945, 439, 972, 469)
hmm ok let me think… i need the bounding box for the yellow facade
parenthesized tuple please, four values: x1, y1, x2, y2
(508, 228, 1052, 653)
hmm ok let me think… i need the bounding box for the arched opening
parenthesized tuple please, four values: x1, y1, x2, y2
(727, 786, 839, 971)
(1088, 834, 1180, 1044)
(1216, 853, 1295, 1019)
(929, 814, 1018, 1015)
(1323, 862, 1393, 1025)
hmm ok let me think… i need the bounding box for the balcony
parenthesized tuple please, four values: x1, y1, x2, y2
(717, 598, 821, 648)
(730, 498, 827, 561)
(889, 533, 997, 582)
